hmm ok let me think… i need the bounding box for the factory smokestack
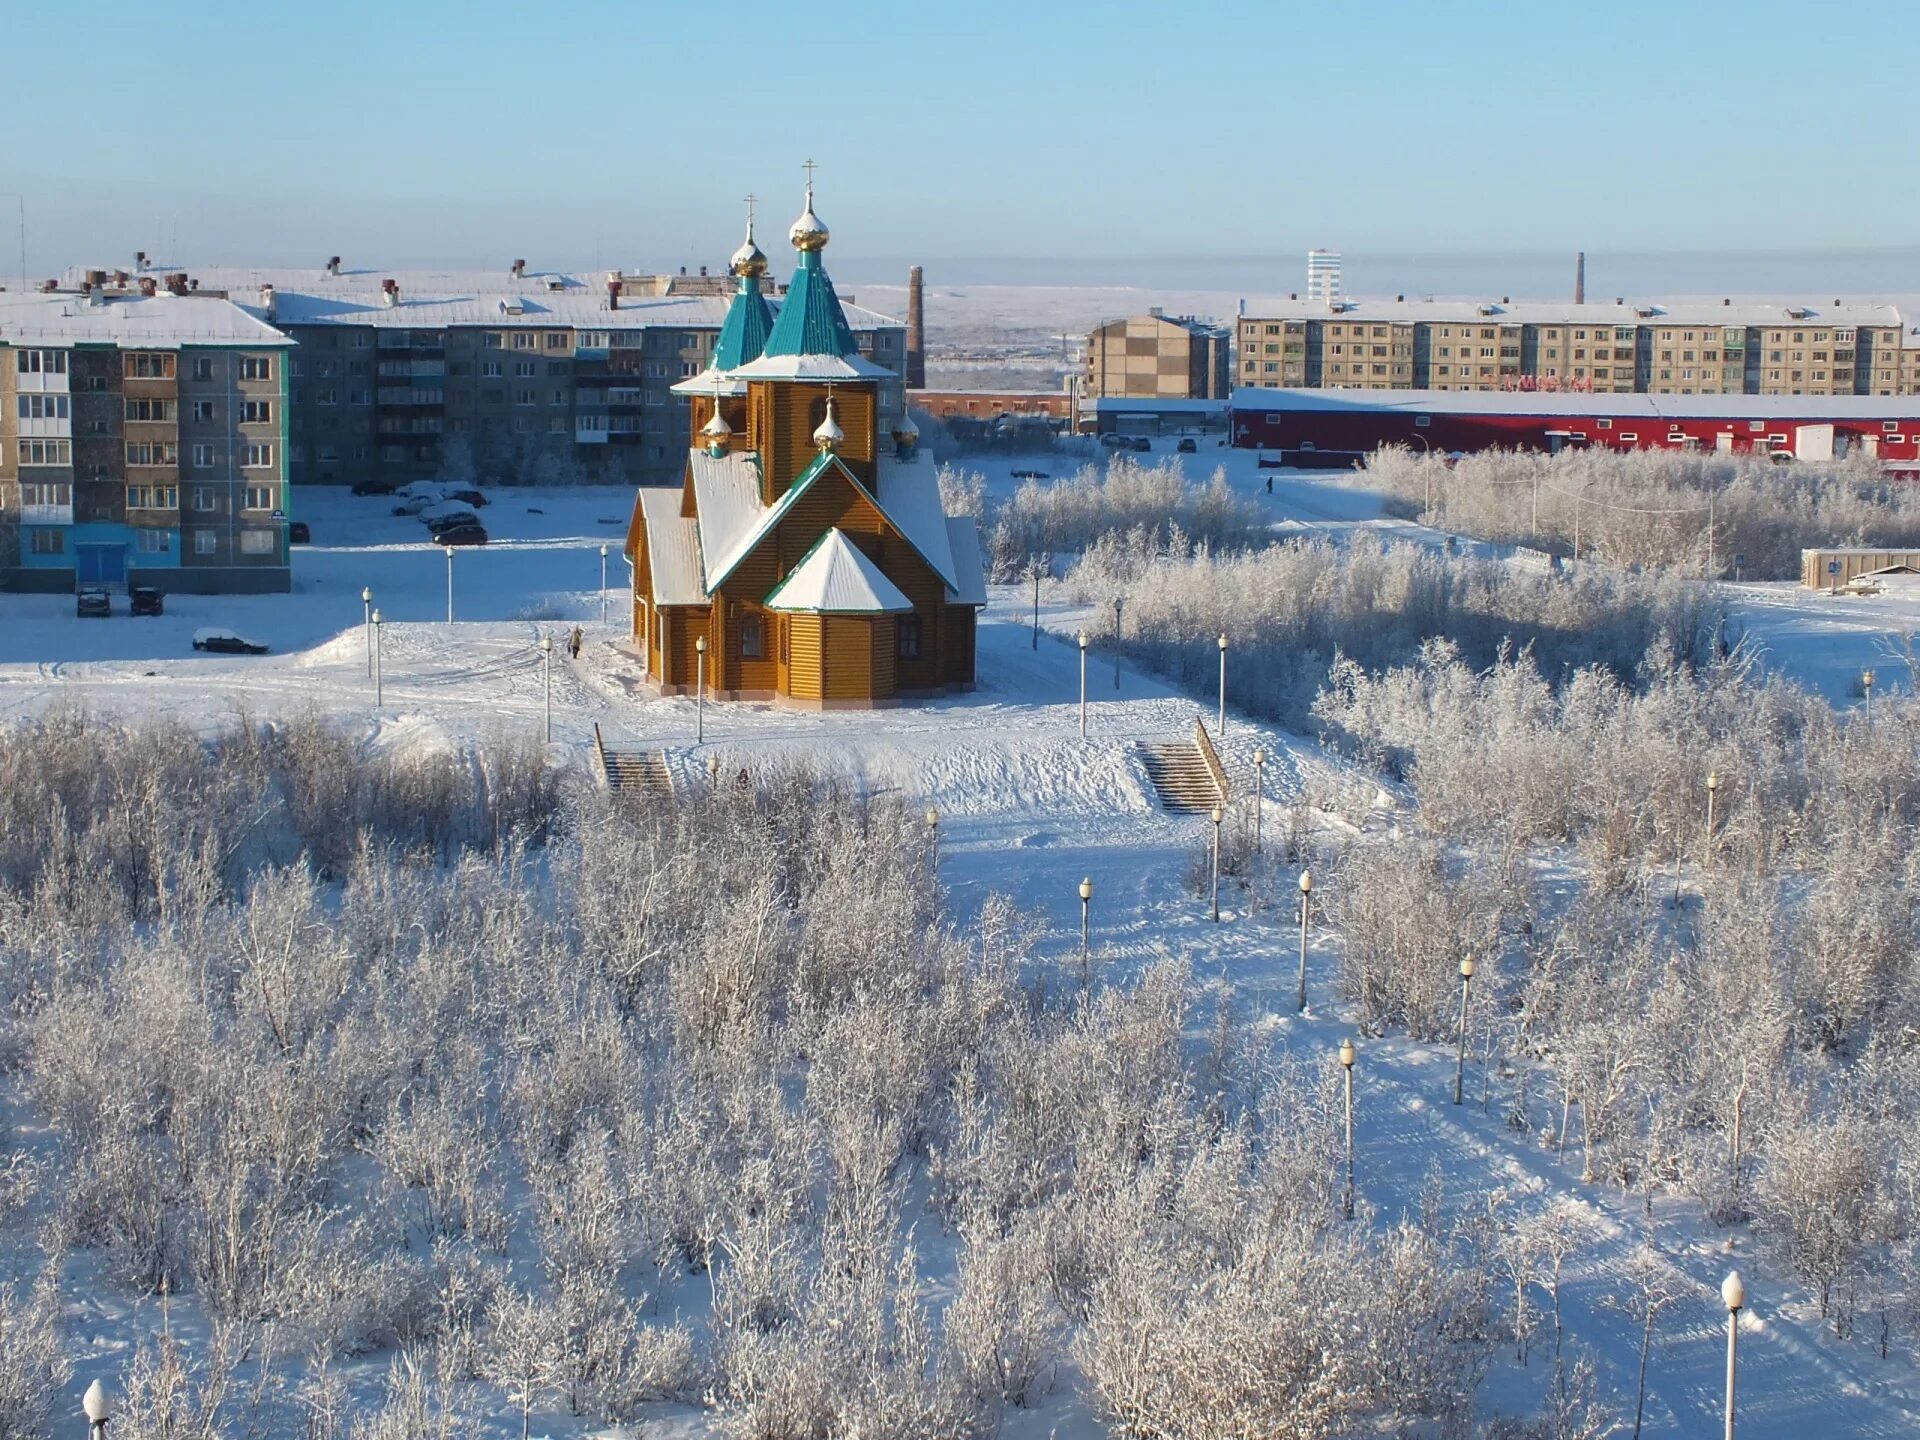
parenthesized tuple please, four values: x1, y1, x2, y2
(1575, 251, 1586, 305)
(905, 265, 926, 390)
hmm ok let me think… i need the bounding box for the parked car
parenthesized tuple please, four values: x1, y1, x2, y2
(76, 586, 111, 618)
(393, 494, 441, 516)
(130, 586, 164, 617)
(288, 521, 311, 544)
(421, 502, 480, 532)
(1010, 469, 1051, 480)
(1177, 437, 1198, 453)
(192, 628, 270, 655)
(442, 488, 488, 508)
(1098, 434, 1128, 449)
(351, 478, 397, 496)
(434, 523, 489, 547)
(1130, 436, 1152, 452)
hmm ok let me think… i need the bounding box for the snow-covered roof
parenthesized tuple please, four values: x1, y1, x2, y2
(1230, 387, 1920, 422)
(1237, 296, 1906, 330)
(671, 363, 748, 397)
(0, 291, 291, 348)
(635, 487, 704, 606)
(763, 530, 914, 614)
(687, 448, 767, 592)
(55, 265, 902, 334)
(726, 350, 899, 382)
(945, 517, 988, 606)
(872, 449, 959, 591)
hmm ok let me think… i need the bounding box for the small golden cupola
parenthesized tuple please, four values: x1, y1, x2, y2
(700, 403, 732, 456)
(813, 395, 844, 452)
(730, 198, 769, 278)
(891, 409, 920, 458)
(789, 169, 830, 253)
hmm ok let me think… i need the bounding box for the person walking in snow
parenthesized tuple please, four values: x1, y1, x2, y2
(568, 625, 583, 660)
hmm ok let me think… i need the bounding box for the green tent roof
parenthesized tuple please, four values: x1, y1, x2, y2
(760, 248, 858, 360)
(712, 271, 775, 371)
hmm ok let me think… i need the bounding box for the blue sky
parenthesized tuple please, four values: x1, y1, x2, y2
(4, 0, 1916, 291)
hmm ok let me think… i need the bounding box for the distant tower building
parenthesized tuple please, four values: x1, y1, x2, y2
(905, 265, 926, 389)
(1306, 249, 1342, 308)
(1575, 251, 1586, 305)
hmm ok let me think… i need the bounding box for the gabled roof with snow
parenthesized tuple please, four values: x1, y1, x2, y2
(635, 487, 704, 606)
(872, 449, 959, 592)
(945, 517, 988, 606)
(0, 291, 292, 348)
(687, 449, 766, 591)
(726, 350, 898, 383)
(763, 529, 914, 614)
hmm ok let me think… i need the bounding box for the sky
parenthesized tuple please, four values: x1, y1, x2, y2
(3, 0, 1917, 296)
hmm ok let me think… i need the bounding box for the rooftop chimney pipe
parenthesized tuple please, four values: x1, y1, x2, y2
(905, 265, 927, 389)
(511, 258, 526, 277)
(326, 256, 342, 276)
(1574, 251, 1586, 305)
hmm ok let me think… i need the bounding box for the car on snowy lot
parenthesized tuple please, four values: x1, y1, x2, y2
(392, 493, 444, 516)
(351, 478, 397, 496)
(442, 488, 488, 508)
(288, 521, 311, 544)
(130, 586, 165, 617)
(1099, 434, 1128, 449)
(1177, 437, 1198, 453)
(1129, 436, 1152, 452)
(421, 501, 480, 532)
(192, 628, 270, 655)
(1010, 469, 1051, 480)
(76, 586, 112, 618)
(434, 523, 489, 547)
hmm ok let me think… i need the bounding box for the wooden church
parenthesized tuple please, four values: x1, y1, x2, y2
(624, 179, 986, 707)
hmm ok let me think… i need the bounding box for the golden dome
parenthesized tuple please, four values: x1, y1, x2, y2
(790, 186, 829, 253)
(813, 396, 843, 451)
(730, 220, 768, 277)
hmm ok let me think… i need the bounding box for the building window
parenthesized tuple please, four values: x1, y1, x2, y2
(15, 394, 70, 420)
(190, 400, 216, 422)
(243, 443, 273, 468)
(240, 356, 273, 381)
(483, 361, 503, 379)
(19, 349, 69, 375)
(191, 486, 215, 511)
(239, 530, 277, 555)
(191, 357, 214, 382)
(127, 485, 178, 509)
(740, 614, 764, 659)
(194, 531, 218, 556)
(135, 529, 171, 554)
(126, 441, 178, 466)
(243, 485, 275, 510)
(29, 530, 64, 556)
(20, 482, 72, 508)
(897, 615, 922, 660)
(125, 353, 176, 379)
(125, 398, 176, 422)
(16, 438, 71, 466)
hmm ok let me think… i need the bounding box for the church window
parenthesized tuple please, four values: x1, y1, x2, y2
(740, 614, 764, 659)
(897, 615, 922, 660)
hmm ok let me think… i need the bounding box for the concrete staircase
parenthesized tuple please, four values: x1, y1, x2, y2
(1138, 737, 1221, 814)
(594, 724, 673, 797)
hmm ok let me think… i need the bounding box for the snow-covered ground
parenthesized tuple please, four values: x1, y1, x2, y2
(8, 450, 1920, 1433)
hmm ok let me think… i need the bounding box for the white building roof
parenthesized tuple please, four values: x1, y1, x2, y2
(0, 291, 291, 348)
(635, 487, 703, 606)
(686, 448, 766, 592)
(1236, 296, 1906, 330)
(763, 530, 914, 614)
(945, 517, 988, 606)
(58, 265, 901, 333)
(1229, 387, 1920, 421)
(726, 350, 899, 382)
(872, 449, 959, 591)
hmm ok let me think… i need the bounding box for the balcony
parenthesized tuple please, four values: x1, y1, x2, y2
(21, 503, 73, 524)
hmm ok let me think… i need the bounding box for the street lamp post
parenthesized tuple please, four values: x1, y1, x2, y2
(1723, 1271, 1745, 1440)
(1252, 747, 1267, 854)
(1340, 1038, 1357, 1219)
(371, 609, 383, 709)
(599, 544, 609, 627)
(361, 586, 373, 678)
(925, 806, 939, 857)
(1079, 877, 1094, 990)
(1209, 803, 1224, 923)
(1112, 596, 1123, 690)
(445, 542, 454, 623)
(1217, 632, 1228, 734)
(540, 632, 554, 743)
(1296, 869, 1313, 1012)
(1077, 630, 1089, 738)
(708, 752, 721, 791)
(1454, 954, 1476, 1105)
(1862, 667, 1875, 723)
(1030, 555, 1046, 651)
(1705, 769, 1721, 870)
(84, 1379, 109, 1439)
(694, 634, 708, 745)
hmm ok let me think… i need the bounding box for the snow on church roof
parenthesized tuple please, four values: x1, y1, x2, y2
(763, 529, 914, 614)
(634, 487, 704, 605)
(873, 449, 959, 592)
(687, 448, 766, 592)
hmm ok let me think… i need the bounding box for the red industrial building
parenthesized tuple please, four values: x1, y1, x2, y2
(1230, 389, 1920, 467)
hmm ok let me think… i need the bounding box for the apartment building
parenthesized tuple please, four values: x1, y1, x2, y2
(1085, 311, 1231, 400)
(0, 282, 292, 593)
(1235, 298, 1913, 399)
(68, 261, 908, 491)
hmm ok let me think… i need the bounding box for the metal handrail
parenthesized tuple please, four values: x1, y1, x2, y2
(1193, 717, 1229, 802)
